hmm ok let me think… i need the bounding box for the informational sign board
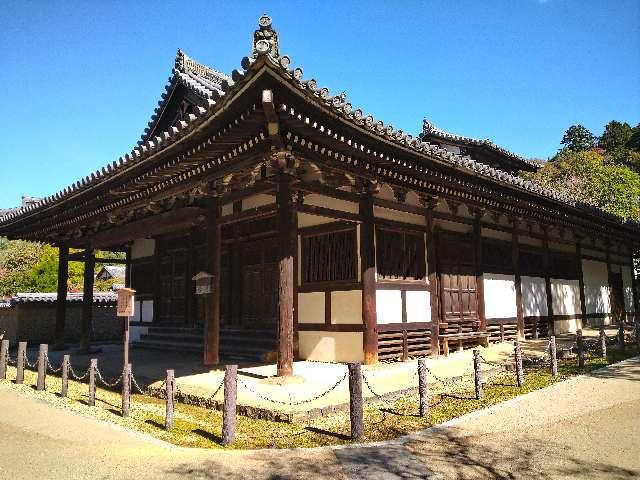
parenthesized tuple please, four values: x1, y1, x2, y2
(116, 287, 136, 317)
(193, 271, 214, 295)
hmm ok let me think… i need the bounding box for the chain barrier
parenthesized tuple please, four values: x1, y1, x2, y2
(69, 364, 90, 381)
(130, 372, 147, 394)
(361, 373, 385, 398)
(479, 355, 508, 369)
(237, 372, 348, 406)
(95, 367, 123, 388)
(207, 378, 225, 400)
(23, 351, 37, 369)
(46, 355, 63, 374)
(6, 353, 16, 366)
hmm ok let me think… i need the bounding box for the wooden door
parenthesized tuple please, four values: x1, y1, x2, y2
(158, 248, 187, 324)
(241, 238, 278, 330)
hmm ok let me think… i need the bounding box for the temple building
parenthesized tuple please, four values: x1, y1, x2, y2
(0, 16, 637, 375)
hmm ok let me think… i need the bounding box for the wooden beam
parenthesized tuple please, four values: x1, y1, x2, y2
(473, 212, 486, 331)
(262, 89, 284, 149)
(542, 229, 555, 336)
(576, 240, 587, 327)
(360, 187, 378, 365)
(204, 197, 221, 366)
(630, 252, 639, 323)
(80, 247, 95, 351)
(54, 244, 69, 346)
(90, 207, 205, 248)
(424, 201, 441, 357)
(276, 174, 295, 376)
(512, 226, 525, 338)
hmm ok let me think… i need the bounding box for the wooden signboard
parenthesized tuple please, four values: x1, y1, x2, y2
(192, 271, 214, 295)
(117, 287, 136, 317)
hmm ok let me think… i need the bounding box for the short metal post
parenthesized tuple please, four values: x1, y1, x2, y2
(618, 320, 625, 351)
(417, 358, 428, 417)
(222, 365, 237, 446)
(576, 330, 584, 368)
(473, 349, 483, 399)
(88, 358, 97, 407)
(0, 339, 8, 380)
(122, 363, 131, 417)
(165, 369, 175, 430)
(550, 336, 558, 376)
(16, 341, 26, 384)
(61, 355, 70, 397)
(348, 363, 364, 441)
(514, 341, 524, 388)
(36, 344, 48, 391)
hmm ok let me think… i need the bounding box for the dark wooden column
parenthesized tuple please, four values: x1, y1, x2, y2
(512, 222, 525, 338)
(54, 244, 69, 346)
(360, 185, 378, 365)
(124, 247, 132, 288)
(630, 248, 639, 322)
(473, 211, 486, 331)
(542, 228, 555, 336)
(80, 247, 95, 351)
(204, 196, 221, 366)
(423, 196, 440, 357)
(576, 238, 587, 327)
(276, 172, 295, 376)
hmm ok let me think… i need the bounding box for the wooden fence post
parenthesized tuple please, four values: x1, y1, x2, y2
(222, 365, 237, 446)
(88, 358, 97, 407)
(165, 369, 174, 430)
(348, 363, 364, 441)
(473, 349, 483, 399)
(618, 320, 625, 351)
(576, 330, 585, 368)
(635, 319, 640, 347)
(122, 363, 131, 417)
(61, 355, 70, 397)
(417, 358, 428, 417)
(16, 341, 26, 384)
(599, 327, 607, 358)
(550, 336, 558, 376)
(0, 339, 8, 380)
(36, 344, 48, 391)
(514, 341, 524, 388)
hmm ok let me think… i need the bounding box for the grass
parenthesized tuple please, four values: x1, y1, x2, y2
(0, 345, 637, 449)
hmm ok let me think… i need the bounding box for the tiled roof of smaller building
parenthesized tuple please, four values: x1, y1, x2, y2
(98, 265, 126, 279)
(12, 292, 117, 304)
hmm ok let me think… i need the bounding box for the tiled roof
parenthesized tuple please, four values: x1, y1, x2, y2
(98, 265, 126, 279)
(0, 292, 117, 307)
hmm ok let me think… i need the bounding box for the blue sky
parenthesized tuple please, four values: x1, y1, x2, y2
(1, 1, 638, 209)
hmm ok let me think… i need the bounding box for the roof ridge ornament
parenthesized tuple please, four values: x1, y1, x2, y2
(252, 15, 279, 58)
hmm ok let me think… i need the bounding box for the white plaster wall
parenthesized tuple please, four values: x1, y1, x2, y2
(406, 290, 430, 323)
(518, 236, 543, 248)
(373, 206, 425, 226)
(242, 193, 275, 210)
(375, 290, 403, 324)
(481, 228, 511, 242)
(551, 279, 581, 316)
(297, 212, 334, 228)
(131, 238, 155, 259)
(304, 194, 358, 213)
(331, 290, 362, 325)
(435, 219, 472, 234)
(221, 203, 233, 216)
(483, 274, 517, 319)
(622, 265, 634, 312)
(521, 276, 547, 317)
(582, 259, 611, 314)
(298, 331, 364, 362)
(297, 292, 325, 324)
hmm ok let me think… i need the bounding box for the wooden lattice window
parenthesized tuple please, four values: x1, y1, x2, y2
(301, 228, 357, 284)
(376, 228, 426, 281)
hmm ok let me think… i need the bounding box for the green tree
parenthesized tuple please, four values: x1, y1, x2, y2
(599, 120, 632, 152)
(560, 124, 596, 152)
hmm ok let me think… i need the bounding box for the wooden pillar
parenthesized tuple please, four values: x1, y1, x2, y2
(80, 247, 95, 351)
(473, 211, 486, 331)
(423, 196, 440, 357)
(512, 222, 524, 338)
(576, 239, 587, 328)
(630, 248, 639, 323)
(204, 196, 221, 366)
(124, 247, 131, 288)
(54, 244, 69, 346)
(360, 185, 378, 365)
(542, 228, 555, 337)
(276, 173, 295, 376)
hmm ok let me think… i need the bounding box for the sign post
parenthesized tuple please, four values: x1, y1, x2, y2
(193, 272, 217, 364)
(117, 287, 136, 371)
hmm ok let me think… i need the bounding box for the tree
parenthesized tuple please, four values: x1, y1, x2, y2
(560, 124, 596, 152)
(599, 120, 632, 152)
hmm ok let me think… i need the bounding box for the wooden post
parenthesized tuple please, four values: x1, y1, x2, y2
(550, 336, 558, 376)
(514, 341, 524, 388)
(16, 341, 26, 384)
(222, 365, 237, 446)
(417, 358, 428, 417)
(424, 196, 440, 357)
(618, 320, 625, 351)
(88, 358, 97, 407)
(165, 369, 175, 430)
(54, 244, 69, 346)
(122, 363, 131, 417)
(360, 186, 378, 365)
(348, 363, 364, 441)
(473, 213, 486, 332)
(512, 225, 525, 338)
(542, 229, 555, 337)
(80, 247, 95, 351)
(576, 241, 587, 329)
(61, 355, 70, 397)
(599, 326, 607, 358)
(0, 339, 8, 380)
(473, 348, 483, 399)
(204, 196, 221, 366)
(577, 329, 585, 368)
(276, 173, 295, 376)
(36, 344, 47, 391)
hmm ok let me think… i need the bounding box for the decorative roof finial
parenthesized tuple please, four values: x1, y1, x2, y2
(252, 14, 279, 58)
(175, 49, 186, 71)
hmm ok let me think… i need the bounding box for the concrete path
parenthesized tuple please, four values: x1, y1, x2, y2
(1, 357, 639, 479)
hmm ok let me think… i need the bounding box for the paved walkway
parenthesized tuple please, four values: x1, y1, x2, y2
(1, 356, 638, 479)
